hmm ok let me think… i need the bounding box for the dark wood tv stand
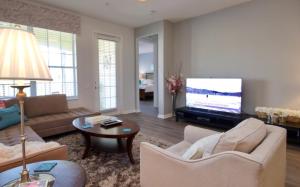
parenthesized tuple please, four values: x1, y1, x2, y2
(176, 107, 300, 145)
(175, 107, 250, 130)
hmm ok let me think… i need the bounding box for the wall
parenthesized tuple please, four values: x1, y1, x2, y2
(173, 0, 300, 114)
(135, 21, 174, 118)
(152, 35, 159, 108)
(68, 15, 135, 114)
(135, 21, 165, 117)
(163, 21, 174, 116)
(139, 53, 154, 74)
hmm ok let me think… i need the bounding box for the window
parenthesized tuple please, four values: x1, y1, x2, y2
(34, 28, 77, 97)
(0, 80, 31, 97)
(0, 21, 77, 98)
(98, 38, 117, 111)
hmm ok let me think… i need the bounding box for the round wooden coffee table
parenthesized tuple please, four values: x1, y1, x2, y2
(72, 116, 140, 164)
(0, 160, 86, 187)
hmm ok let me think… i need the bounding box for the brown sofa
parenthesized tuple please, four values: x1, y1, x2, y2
(0, 125, 68, 172)
(4, 94, 101, 137)
(0, 94, 100, 172)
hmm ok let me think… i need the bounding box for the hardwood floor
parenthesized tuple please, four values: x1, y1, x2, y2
(139, 100, 158, 117)
(119, 112, 300, 187)
(286, 145, 300, 187)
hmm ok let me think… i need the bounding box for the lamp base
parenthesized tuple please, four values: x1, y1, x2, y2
(3, 173, 55, 187)
(20, 169, 30, 183)
(10, 84, 31, 184)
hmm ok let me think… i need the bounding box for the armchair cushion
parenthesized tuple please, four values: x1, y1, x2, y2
(166, 141, 191, 156)
(213, 118, 267, 154)
(184, 125, 219, 144)
(182, 133, 223, 160)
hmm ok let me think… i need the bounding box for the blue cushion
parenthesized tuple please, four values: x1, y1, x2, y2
(0, 104, 20, 130)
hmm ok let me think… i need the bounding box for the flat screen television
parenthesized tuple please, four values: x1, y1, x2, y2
(186, 78, 242, 114)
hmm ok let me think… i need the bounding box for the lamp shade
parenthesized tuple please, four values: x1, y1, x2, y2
(0, 28, 52, 81)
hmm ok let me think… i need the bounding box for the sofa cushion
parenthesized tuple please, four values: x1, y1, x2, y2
(25, 108, 100, 137)
(0, 104, 20, 130)
(0, 141, 60, 163)
(24, 94, 69, 118)
(0, 125, 44, 146)
(213, 118, 267, 154)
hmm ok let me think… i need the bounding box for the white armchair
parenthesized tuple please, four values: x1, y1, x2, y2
(140, 125, 286, 187)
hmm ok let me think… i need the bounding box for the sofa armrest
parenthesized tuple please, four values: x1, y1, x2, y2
(0, 145, 68, 172)
(140, 142, 262, 187)
(184, 125, 219, 143)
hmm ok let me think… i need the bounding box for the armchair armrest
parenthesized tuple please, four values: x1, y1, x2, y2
(140, 142, 262, 187)
(184, 125, 219, 143)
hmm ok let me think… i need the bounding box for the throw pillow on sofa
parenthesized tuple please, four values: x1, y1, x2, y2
(182, 133, 224, 160)
(213, 118, 267, 154)
(0, 104, 20, 130)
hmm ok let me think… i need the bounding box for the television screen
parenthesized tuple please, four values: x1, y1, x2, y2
(186, 78, 242, 114)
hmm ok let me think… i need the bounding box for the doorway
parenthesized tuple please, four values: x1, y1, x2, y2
(97, 36, 119, 112)
(137, 35, 158, 117)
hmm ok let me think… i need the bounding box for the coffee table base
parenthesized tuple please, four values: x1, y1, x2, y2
(82, 134, 91, 159)
(127, 136, 135, 164)
(81, 134, 137, 164)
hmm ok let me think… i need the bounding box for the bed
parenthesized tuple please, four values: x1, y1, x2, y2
(139, 73, 154, 100)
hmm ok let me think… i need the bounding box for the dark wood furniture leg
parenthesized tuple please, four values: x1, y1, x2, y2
(82, 133, 91, 159)
(140, 89, 146, 100)
(117, 138, 123, 149)
(126, 135, 135, 164)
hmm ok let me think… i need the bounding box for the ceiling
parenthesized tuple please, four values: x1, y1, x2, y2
(32, 0, 251, 27)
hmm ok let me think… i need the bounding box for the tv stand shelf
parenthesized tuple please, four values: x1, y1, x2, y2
(175, 107, 250, 130)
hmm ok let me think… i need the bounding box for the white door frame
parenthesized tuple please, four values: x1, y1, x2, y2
(135, 33, 159, 114)
(95, 33, 122, 113)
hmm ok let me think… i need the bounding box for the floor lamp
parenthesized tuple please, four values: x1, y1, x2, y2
(0, 27, 52, 184)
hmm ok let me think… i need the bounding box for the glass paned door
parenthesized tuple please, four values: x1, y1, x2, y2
(98, 38, 118, 111)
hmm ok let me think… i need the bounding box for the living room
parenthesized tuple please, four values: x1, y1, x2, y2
(0, 0, 299, 186)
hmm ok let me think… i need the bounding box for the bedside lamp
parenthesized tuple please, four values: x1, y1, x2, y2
(0, 27, 52, 183)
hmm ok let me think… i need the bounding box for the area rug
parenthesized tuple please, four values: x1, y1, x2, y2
(49, 132, 171, 187)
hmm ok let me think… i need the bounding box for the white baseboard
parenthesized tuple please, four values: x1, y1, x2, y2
(157, 113, 173, 119)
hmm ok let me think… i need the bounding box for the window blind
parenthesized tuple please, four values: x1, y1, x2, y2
(0, 21, 77, 98)
(98, 39, 117, 111)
